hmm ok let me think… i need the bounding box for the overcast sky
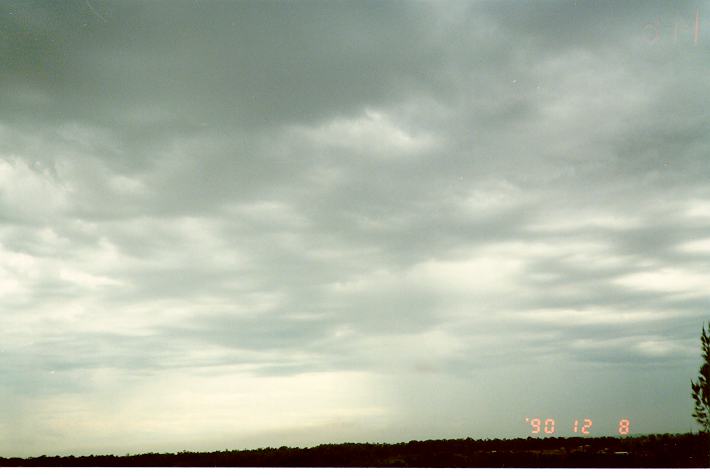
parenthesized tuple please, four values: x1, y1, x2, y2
(1, 0, 709, 457)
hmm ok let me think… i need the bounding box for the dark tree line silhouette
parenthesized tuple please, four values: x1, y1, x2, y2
(0, 433, 707, 467)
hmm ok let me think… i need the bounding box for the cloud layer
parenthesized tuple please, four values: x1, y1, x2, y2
(1, 0, 709, 456)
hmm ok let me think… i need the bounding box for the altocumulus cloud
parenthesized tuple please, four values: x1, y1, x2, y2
(0, 0, 709, 456)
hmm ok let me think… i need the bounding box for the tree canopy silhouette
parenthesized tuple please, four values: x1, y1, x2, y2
(691, 322, 710, 433)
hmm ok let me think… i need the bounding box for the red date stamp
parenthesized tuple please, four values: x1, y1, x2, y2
(524, 417, 631, 436)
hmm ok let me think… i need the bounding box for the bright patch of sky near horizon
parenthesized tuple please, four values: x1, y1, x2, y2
(0, 0, 709, 457)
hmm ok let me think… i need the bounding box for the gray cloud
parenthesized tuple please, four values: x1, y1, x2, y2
(1, 0, 709, 457)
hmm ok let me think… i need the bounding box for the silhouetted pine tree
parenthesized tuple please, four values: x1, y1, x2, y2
(691, 322, 710, 433)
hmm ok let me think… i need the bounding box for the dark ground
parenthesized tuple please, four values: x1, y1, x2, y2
(1, 432, 708, 467)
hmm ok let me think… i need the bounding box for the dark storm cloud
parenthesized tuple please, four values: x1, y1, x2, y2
(0, 0, 449, 130)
